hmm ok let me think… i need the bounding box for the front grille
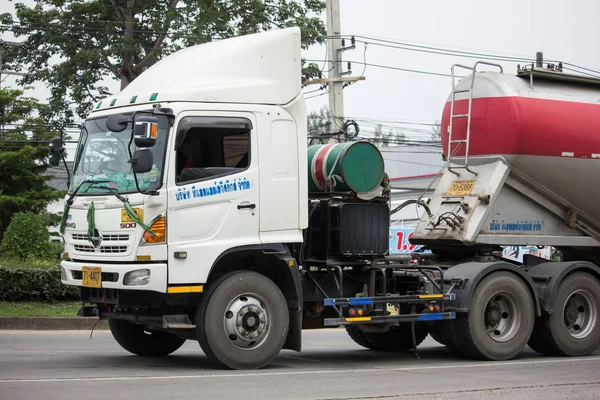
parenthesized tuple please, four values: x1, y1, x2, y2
(71, 271, 119, 282)
(72, 234, 129, 242)
(74, 245, 128, 253)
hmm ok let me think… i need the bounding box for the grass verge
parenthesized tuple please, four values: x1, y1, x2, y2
(0, 301, 81, 317)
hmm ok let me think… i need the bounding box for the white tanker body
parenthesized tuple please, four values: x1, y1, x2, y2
(47, 29, 600, 370)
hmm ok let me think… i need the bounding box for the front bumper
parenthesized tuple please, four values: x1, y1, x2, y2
(60, 260, 167, 293)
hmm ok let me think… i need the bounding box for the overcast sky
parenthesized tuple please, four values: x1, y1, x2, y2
(2, 0, 599, 140)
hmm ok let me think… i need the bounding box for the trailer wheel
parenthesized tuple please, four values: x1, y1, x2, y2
(528, 272, 600, 357)
(452, 271, 534, 360)
(360, 323, 429, 352)
(345, 325, 376, 349)
(195, 271, 289, 370)
(108, 319, 186, 356)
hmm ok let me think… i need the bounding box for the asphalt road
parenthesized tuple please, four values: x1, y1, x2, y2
(0, 329, 599, 400)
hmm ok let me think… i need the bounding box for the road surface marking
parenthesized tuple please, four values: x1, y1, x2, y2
(1, 356, 600, 383)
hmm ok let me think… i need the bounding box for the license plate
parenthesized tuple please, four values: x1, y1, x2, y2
(82, 266, 101, 288)
(447, 180, 476, 196)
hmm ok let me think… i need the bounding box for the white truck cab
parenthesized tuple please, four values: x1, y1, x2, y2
(56, 27, 308, 296)
(49, 28, 317, 369)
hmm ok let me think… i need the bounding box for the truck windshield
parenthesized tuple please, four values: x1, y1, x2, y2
(70, 113, 169, 194)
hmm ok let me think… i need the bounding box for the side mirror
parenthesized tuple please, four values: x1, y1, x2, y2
(48, 137, 64, 167)
(134, 116, 159, 148)
(128, 149, 153, 173)
(106, 113, 129, 132)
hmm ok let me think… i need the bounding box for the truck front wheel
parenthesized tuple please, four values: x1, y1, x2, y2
(108, 319, 186, 356)
(195, 271, 289, 370)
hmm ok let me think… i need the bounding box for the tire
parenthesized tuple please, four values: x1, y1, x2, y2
(528, 272, 600, 357)
(451, 271, 535, 360)
(108, 319, 186, 356)
(425, 320, 475, 356)
(196, 272, 236, 363)
(360, 323, 429, 352)
(345, 325, 376, 349)
(195, 271, 289, 370)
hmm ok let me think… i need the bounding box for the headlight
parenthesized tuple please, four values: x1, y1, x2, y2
(123, 269, 151, 286)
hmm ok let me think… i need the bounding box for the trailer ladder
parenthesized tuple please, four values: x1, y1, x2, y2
(447, 61, 504, 176)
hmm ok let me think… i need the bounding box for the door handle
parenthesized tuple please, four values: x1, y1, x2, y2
(237, 203, 256, 210)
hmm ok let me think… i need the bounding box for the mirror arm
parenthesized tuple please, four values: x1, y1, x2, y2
(128, 111, 159, 196)
(126, 116, 145, 195)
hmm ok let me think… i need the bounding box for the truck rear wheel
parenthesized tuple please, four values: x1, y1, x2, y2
(354, 323, 428, 352)
(345, 326, 376, 349)
(528, 272, 600, 357)
(108, 319, 186, 356)
(195, 271, 289, 370)
(451, 271, 535, 360)
(425, 323, 448, 346)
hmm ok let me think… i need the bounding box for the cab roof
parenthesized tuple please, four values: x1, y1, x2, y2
(92, 27, 302, 113)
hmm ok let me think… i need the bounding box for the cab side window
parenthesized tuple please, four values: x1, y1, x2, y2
(176, 127, 250, 184)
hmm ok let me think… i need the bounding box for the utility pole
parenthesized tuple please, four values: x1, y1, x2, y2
(325, 0, 344, 137)
(307, 0, 365, 142)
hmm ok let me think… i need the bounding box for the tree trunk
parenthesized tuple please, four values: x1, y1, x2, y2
(121, 8, 135, 90)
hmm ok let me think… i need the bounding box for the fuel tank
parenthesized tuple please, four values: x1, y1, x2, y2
(441, 66, 600, 228)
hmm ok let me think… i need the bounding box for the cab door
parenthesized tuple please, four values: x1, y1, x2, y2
(166, 112, 260, 287)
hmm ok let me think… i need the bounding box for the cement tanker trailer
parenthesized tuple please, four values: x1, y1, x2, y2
(410, 61, 600, 360)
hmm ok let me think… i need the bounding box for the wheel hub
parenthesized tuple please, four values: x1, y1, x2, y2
(563, 289, 597, 339)
(483, 292, 521, 343)
(223, 295, 270, 349)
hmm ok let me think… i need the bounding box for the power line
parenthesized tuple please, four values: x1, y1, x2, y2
(4, 19, 600, 77)
(305, 90, 329, 100)
(328, 34, 600, 77)
(346, 36, 535, 64)
(305, 58, 455, 78)
(342, 116, 440, 126)
(382, 157, 444, 168)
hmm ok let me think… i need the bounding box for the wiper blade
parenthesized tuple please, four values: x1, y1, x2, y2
(65, 179, 112, 205)
(86, 184, 128, 203)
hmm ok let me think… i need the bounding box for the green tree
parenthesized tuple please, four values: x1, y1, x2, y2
(307, 105, 330, 143)
(0, 212, 53, 261)
(1, 0, 327, 122)
(0, 87, 64, 240)
(371, 124, 406, 148)
(0, 86, 57, 157)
